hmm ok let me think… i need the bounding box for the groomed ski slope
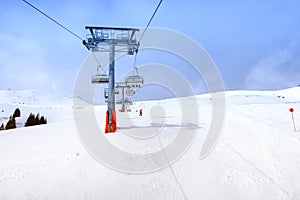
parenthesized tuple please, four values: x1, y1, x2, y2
(0, 87, 300, 199)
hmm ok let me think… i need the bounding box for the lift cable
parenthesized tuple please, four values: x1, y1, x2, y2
(138, 0, 163, 43)
(134, 0, 163, 68)
(22, 0, 162, 72)
(22, 0, 104, 71)
(22, 0, 84, 41)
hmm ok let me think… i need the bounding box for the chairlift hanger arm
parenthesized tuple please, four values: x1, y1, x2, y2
(130, 30, 138, 41)
(85, 27, 96, 40)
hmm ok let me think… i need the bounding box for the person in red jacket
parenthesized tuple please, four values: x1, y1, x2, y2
(139, 109, 143, 116)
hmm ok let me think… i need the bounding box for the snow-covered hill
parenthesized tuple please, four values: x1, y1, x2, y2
(0, 89, 72, 106)
(0, 87, 300, 199)
(0, 89, 72, 127)
(225, 87, 300, 105)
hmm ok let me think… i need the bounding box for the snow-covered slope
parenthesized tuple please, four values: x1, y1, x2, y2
(226, 87, 300, 105)
(0, 89, 72, 127)
(0, 87, 300, 199)
(0, 89, 71, 105)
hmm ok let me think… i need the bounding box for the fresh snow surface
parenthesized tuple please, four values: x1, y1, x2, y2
(0, 87, 300, 199)
(0, 89, 72, 127)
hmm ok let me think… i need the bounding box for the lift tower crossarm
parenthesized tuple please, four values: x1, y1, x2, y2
(84, 26, 139, 52)
(85, 26, 139, 31)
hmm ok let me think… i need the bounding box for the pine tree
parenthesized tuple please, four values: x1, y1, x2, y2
(25, 113, 35, 127)
(34, 113, 40, 125)
(5, 116, 16, 130)
(13, 108, 21, 118)
(40, 116, 47, 124)
(24, 113, 48, 127)
(0, 123, 4, 131)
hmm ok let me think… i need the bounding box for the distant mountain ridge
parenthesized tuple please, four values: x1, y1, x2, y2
(0, 89, 71, 106)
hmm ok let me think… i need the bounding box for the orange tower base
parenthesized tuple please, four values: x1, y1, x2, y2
(105, 110, 117, 133)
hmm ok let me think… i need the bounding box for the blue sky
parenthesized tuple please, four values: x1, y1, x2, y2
(0, 0, 300, 98)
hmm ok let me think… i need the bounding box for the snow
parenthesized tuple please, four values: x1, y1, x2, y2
(0, 87, 300, 199)
(0, 89, 72, 127)
(0, 89, 72, 106)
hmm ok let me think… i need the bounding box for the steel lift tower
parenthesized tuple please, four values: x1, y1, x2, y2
(83, 26, 139, 133)
(115, 82, 130, 112)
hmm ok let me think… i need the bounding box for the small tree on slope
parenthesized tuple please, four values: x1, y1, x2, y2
(5, 116, 16, 130)
(25, 113, 35, 127)
(13, 108, 21, 118)
(0, 123, 4, 131)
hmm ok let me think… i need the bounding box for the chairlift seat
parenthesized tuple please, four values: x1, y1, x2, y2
(126, 89, 135, 96)
(92, 74, 109, 84)
(104, 88, 109, 103)
(116, 99, 122, 104)
(125, 99, 133, 105)
(125, 75, 144, 88)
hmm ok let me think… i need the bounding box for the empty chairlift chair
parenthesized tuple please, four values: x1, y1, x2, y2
(104, 88, 109, 103)
(92, 74, 109, 84)
(125, 67, 144, 88)
(126, 89, 135, 96)
(91, 65, 109, 84)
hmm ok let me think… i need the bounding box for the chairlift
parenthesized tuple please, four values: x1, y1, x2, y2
(125, 67, 144, 88)
(125, 98, 133, 105)
(126, 89, 135, 96)
(92, 65, 109, 84)
(116, 99, 122, 104)
(126, 105, 132, 112)
(104, 88, 109, 103)
(92, 74, 109, 84)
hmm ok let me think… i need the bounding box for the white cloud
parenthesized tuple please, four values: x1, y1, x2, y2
(245, 47, 300, 90)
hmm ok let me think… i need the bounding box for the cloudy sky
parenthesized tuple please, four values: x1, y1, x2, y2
(0, 0, 299, 97)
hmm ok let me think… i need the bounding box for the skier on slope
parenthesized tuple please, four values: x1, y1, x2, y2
(139, 109, 143, 116)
